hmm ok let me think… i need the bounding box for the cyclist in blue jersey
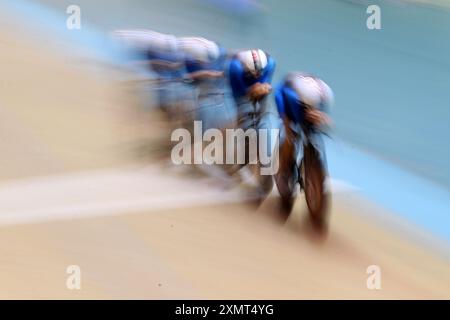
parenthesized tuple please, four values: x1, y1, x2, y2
(274, 72, 333, 223)
(177, 37, 232, 132)
(113, 29, 186, 115)
(226, 49, 278, 201)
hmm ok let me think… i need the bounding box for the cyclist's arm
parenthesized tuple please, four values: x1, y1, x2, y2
(147, 49, 183, 71)
(228, 59, 247, 98)
(149, 59, 183, 70)
(248, 56, 275, 101)
(304, 106, 332, 127)
(259, 56, 276, 84)
(275, 85, 296, 144)
(274, 85, 286, 117)
(187, 70, 224, 80)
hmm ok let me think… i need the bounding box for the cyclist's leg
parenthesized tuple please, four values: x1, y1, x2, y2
(253, 98, 281, 196)
(307, 131, 328, 175)
(218, 97, 252, 177)
(276, 120, 301, 199)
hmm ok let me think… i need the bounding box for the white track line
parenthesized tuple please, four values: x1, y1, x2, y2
(0, 165, 356, 227)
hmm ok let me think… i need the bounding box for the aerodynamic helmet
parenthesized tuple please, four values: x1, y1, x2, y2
(177, 37, 221, 63)
(289, 73, 334, 111)
(236, 49, 268, 76)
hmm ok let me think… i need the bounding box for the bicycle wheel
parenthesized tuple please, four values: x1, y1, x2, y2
(302, 142, 329, 227)
(274, 139, 298, 214)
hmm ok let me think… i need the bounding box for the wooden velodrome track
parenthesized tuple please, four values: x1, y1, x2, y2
(0, 11, 449, 299)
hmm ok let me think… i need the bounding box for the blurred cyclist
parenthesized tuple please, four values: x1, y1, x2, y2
(228, 49, 275, 129)
(114, 29, 182, 74)
(226, 49, 278, 200)
(177, 37, 232, 132)
(274, 72, 333, 209)
(113, 29, 187, 116)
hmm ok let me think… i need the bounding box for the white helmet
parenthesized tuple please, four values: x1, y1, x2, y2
(236, 49, 268, 74)
(177, 37, 220, 63)
(113, 29, 178, 54)
(289, 73, 334, 110)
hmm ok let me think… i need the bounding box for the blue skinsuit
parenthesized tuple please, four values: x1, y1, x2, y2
(145, 47, 192, 112)
(184, 47, 233, 131)
(228, 55, 275, 101)
(226, 53, 280, 170)
(274, 77, 328, 172)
